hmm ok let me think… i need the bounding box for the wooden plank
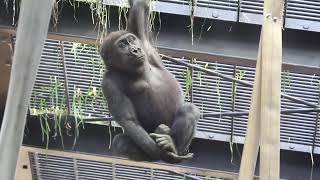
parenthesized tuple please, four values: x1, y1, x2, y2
(238, 34, 263, 180)
(21, 146, 260, 180)
(14, 147, 32, 180)
(0, 0, 54, 179)
(259, 0, 283, 178)
(239, 0, 283, 179)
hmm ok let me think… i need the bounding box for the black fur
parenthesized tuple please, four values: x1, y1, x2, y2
(100, 0, 200, 163)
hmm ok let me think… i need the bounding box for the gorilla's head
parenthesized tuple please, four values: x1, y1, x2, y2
(100, 31, 146, 73)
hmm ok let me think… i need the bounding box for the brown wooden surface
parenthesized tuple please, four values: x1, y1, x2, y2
(238, 38, 263, 180)
(0, 0, 54, 179)
(0, 42, 12, 110)
(239, 0, 283, 179)
(14, 147, 32, 180)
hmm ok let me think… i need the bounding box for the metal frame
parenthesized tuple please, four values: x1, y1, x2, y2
(16, 146, 257, 180)
(0, 25, 319, 155)
(103, 0, 320, 32)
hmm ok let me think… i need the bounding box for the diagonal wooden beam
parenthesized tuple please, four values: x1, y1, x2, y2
(0, 0, 53, 179)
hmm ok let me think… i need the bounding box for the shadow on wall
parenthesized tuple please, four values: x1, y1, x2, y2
(0, 40, 12, 127)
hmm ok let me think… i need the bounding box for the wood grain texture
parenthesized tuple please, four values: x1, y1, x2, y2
(0, 0, 54, 179)
(239, 0, 283, 179)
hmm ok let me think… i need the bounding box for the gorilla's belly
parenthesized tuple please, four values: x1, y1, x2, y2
(129, 72, 183, 132)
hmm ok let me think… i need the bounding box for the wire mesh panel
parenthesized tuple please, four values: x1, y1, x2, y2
(239, 0, 264, 24)
(63, 42, 109, 118)
(29, 39, 67, 113)
(30, 153, 76, 180)
(192, 60, 233, 141)
(193, 0, 239, 21)
(280, 72, 319, 152)
(29, 38, 320, 154)
(77, 159, 113, 180)
(29, 151, 236, 180)
(232, 65, 255, 140)
(285, 0, 320, 32)
(115, 164, 151, 180)
(153, 169, 185, 180)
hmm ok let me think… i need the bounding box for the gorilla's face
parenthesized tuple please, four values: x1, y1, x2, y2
(115, 33, 146, 67)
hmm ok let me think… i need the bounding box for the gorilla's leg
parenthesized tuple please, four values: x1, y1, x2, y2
(112, 134, 154, 161)
(170, 102, 200, 155)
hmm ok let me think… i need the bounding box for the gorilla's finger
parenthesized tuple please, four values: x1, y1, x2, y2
(158, 140, 169, 146)
(150, 133, 163, 139)
(162, 143, 171, 150)
(155, 137, 167, 143)
(167, 152, 193, 160)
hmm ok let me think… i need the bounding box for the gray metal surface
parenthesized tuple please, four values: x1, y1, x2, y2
(104, 0, 320, 32)
(29, 152, 225, 180)
(29, 38, 320, 155)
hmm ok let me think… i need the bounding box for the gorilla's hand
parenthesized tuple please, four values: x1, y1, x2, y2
(150, 133, 177, 154)
(150, 133, 193, 162)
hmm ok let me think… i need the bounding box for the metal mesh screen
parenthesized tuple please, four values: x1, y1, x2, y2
(29, 39, 320, 154)
(103, 0, 320, 32)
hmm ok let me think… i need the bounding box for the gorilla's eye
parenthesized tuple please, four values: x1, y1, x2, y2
(128, 36, 135, 43)
(118, 41, 127, 48)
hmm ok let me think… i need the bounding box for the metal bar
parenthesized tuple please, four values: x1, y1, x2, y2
(311, 88, 320, 154)
(190, 58, 194, 103)
(60, 41, 71, 113)
(0, 0, 54, 179)
(202, 107, 320, 118)
(230, 65, 237, 143)
(28, 107, 319, 122)
(161, 54, 320, 108)
(237, 0, 241, 22)
(283, 0, 288, 28)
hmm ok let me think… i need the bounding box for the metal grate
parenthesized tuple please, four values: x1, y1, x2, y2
(62, 42, 109, 118)
(30, 153, 76, 180)
(285, 0, 320, 32)
(29, 152, 230, 180)
(115, 164, 151, 179)
(29, 39, 320, 154)
(77, 159, 113, 180)
(239, 0, 264, 24)
(29, 39, 67, 112)
(192, 60, 233, 139)
(103, 0, 320, 32)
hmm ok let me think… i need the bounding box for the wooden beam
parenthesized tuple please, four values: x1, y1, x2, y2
(238, 36, 263, 180)
(259, 0, 283, 179)
(0, 0, 54, 179)
(239, 0, 283, 179)
(14, 147, 32, 180)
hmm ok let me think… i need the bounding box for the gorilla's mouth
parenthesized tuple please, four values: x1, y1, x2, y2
(130, 55, 145, 65)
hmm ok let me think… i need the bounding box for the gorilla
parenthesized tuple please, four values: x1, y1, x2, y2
(100, 0, 200, 163)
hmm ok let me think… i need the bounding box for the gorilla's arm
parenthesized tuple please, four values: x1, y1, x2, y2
(102, 77, 162, 159)
(128, 0, 150, 42)
(128, 0, 165, 69)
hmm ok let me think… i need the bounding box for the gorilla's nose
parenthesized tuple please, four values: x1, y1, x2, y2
(130, 46, 141, 55)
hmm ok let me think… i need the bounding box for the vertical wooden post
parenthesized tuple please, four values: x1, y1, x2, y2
(0, 0, 53, 179)
(239, 0, 284, 179)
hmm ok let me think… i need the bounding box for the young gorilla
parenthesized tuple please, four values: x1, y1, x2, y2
(100, 0, 200, 163)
